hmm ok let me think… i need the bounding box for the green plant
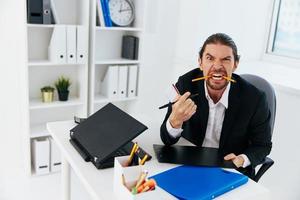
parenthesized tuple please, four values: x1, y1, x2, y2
(41, 86, 55, 92)
(55, 76, 71, 92)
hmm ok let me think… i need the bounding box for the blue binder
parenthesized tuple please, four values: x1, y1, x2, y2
(150, 166, 248, 200)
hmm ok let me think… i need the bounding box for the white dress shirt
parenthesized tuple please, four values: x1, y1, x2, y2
(166, 82, 251, 168)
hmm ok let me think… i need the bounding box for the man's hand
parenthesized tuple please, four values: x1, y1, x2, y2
(224, 153, 245, 168)
(169, 92, 197, 128)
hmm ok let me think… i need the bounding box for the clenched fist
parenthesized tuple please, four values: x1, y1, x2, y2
(169, 92, 197, 128)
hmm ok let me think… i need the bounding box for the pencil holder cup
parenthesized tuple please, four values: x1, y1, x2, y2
(113, 156, 166, 200)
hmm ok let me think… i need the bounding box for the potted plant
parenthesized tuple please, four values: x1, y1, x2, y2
(55, 76, 71, 101)
(41, 86, 55, 103)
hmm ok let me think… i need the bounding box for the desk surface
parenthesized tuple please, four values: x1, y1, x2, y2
(47, 120, 270, 200)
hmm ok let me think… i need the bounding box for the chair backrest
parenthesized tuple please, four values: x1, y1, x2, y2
(240, 74, 276, 135)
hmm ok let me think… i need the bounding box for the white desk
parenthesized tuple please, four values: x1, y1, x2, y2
(47, 120, 270, 200)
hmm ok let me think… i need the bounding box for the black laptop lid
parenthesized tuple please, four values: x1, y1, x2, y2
(70, 103, 148, 162)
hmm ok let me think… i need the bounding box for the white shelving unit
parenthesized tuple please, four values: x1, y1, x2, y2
(23, 0, 147, 176)
(89, 0, 147, 114)
(24, 0, 89, 176)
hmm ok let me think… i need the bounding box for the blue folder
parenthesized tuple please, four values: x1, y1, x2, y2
(150, 166, 248, 200)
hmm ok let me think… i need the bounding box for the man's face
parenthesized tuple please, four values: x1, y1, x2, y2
(198, 43, 238, 91)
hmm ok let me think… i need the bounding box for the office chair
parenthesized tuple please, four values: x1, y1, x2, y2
(241, 74, 276, 182)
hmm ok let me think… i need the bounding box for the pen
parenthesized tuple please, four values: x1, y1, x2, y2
(172, 84, 180, 95)
(158, 93, 199, 109)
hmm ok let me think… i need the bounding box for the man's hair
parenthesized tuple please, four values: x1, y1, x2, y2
(198, 33, 240, 62)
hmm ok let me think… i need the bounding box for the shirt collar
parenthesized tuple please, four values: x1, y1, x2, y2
(204, 81, 230, 108)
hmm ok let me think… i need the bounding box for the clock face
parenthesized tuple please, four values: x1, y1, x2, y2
(108, 0, 135, 26)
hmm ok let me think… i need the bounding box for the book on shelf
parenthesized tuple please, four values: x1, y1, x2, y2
(101, 0, 112, 27)
(27, 0, 58, 24)
(96, 0, 105, 26)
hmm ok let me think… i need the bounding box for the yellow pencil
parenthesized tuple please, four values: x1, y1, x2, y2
(191, 76, 210, 82)
(135, 170, 148, 188)
(139, 154, 148, 165)
(127, 143, 138, 166)
(222, 76, 236, 83)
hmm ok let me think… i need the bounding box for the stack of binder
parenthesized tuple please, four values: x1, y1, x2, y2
(32, 137, 61, 175)
(48, 25, 87, 64)
(101, 65, 138, 98)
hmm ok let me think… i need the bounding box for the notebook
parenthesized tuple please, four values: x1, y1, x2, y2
(150, 165, 248, 200)
(153, 144, 236, 168)
(69, 103, 151, 169)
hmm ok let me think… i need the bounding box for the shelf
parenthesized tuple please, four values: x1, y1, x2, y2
(95, 26, 143, 32)
(28, 60, 83, 66)
(95, 59, 140, 65)
(30, 124, 50, 138)
(29, 97, 84, 110)
(94, 95, 138, 104)
(27, 24, 55, 28)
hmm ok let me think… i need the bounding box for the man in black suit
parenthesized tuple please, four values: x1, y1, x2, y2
(160, 33, 272, 177)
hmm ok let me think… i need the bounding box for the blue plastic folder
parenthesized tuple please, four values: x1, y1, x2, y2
(150, 166, 248, 200)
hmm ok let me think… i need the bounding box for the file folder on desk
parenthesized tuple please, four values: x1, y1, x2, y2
(150, 166, 248, 200)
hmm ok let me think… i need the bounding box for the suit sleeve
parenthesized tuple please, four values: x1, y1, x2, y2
(243, 92, 273, 167)
(160, 76, 185, 145)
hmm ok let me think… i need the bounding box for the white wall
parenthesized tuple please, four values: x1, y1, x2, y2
(0, 0, 27, 175)
(128, 0, 182, 121)
(171, 0, 273, 80)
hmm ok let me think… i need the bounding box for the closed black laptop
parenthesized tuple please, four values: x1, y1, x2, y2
(70, 103, 149, 169)
(153, 144, 236, 169)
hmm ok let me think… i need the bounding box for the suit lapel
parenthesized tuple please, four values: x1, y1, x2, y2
(192, 77, 209, 144)
(219, 77, 240, 149)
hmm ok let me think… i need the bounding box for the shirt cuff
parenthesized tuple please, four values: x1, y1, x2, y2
(240, 154, 251, 168)
(166, 118, 183, 138)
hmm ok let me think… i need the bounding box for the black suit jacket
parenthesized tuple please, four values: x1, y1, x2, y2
(160, 68, 272, 168)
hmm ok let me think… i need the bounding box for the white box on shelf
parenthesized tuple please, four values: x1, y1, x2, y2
(66, 25, 77, 64)
(48, 25, 67, 63)
(32, 138, 50, 175)
(101, 65, 119, 98)
(49, 137, 61, 172)
(76, 26, 88, 64)
(118, 65, 128, 98)
(127, 65, 138, 98)
(113, 156, 174, 200)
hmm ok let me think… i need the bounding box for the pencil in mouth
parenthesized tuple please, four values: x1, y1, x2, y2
(192, 75, 236, 83)
(222, 76, 236, 83)
(191, 76, 211, 82)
